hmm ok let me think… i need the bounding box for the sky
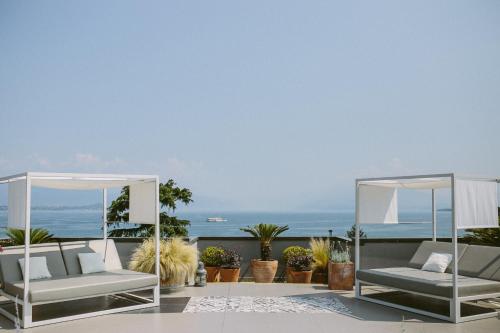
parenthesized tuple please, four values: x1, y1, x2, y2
(1, 1, 499, 211)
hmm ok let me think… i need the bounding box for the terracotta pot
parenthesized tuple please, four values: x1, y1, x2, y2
(251, 259, 278, 283)
(289, 270, 312, 283)
(328, 262, 354, 290)
(311, 271, 328, 284)
(205, 266, 220, 282)
(220, 268, 240, 282)
(286, 266, 293, 283)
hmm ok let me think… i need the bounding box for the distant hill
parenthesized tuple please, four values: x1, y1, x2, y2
(0, 203, 102, 211)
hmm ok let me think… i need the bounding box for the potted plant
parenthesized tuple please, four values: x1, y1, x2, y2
(310, 238, 330, 284)
(200, 246, 224, 282)
(219, 248, 241, 282)
(241, 223, 289, 283)
(282, 246, 311, 282)
(328, 241, 354, 290)
(287, 255, 313, 283)
(129, 237, 198, 291)
(6, 228, 53, 245)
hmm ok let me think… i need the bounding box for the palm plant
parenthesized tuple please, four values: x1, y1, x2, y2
(6, 228, 53, 246)
(240, 223, 289, 261)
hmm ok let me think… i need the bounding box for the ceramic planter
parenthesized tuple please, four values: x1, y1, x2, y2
(160, 271, 187, 292)
(311, 270, 328, 284)
(328, 261, 354, 290)
(251, 259, 278, 283)
(205, 266, 220, 282)
(220, 267, 240, 282)
(289, 270, 312, 283)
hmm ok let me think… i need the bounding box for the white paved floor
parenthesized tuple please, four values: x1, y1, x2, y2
(0, 283, 499, 333)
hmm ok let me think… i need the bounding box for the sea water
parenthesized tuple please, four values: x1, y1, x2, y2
(0, 209, 457, 239)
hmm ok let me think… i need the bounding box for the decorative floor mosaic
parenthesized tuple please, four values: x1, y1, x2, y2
(183, 296, 352, 315)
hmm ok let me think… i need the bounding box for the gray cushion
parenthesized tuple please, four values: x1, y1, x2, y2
(4, 269, 157, 303)
(459, 245, 500, 281)
(357, 267, 500, 298)
(0, 243, 67, 285)
(60, 240, 123, 275)
(408, 241, 468, 273)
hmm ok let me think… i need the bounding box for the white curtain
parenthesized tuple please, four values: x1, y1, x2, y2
(358, 185, 398, 224)
(8, 179, 27, 229)
(455, 179, 498, 229)
(129, 181, 156, 224)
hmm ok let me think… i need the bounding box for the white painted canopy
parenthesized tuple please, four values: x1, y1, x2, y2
(358, 177, 451, 189)
(1, 172, 158, 227)
(357, 174, 499, 229)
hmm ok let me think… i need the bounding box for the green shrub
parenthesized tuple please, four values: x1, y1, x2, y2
(200, 246, 224, 267)
(282, 246, 311, 264)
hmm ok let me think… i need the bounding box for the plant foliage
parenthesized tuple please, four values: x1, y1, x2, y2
(220, 248, 242, 268)
(107, 179, 193, 238)
(240, 223, 289, 261)
(200, 246, 224, 267)
(309, 238, 330, 272)
(6, 228, 53, 246)
(287, 255, 313, 272)
(330, 241, 352, 263)
(282, 246, 311, 264)
(346, 224, 367, 240)
(128, 237, 197, 286)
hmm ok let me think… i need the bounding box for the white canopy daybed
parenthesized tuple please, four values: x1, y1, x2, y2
(354, 173, 500, 323)
(0, 172, 161, 328)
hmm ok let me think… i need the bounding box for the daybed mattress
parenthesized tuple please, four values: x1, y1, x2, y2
(4, 269, 157, 303)
(357, 267, 500, 298)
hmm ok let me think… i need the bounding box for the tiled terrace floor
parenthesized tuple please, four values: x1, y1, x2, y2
(0, 283, 499, 332)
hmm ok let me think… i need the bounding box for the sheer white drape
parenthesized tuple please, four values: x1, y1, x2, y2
(455, 179, 498, 229)
(358, 185, 398, 224)
(7, 179, 26, 229)
(129, 182, 156, 224)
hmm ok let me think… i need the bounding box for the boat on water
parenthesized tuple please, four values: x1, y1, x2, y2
(207, 217, 227, 222)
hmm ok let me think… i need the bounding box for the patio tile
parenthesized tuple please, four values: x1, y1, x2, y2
(0, 283, 498, 332)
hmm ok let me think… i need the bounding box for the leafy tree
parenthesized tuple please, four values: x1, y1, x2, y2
(107, 179, 193, 238)
(463, 207, 500, 246)
(240, 223, 289, 261)
(346, 224, 367, 240)
(6, 228, 54, 245)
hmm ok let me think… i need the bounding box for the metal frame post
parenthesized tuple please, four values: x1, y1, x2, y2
(354, 180, 361, 297)
(154, 177, 160, 305)
(23, 174, 32, 327)
(450, 174, 460, 322)
(102, 189, 108, 241)
(432, 189, 437, 241)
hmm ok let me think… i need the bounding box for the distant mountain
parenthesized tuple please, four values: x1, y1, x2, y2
(0, 203, 102, 211)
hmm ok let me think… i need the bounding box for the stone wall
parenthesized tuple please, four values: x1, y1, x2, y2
(50, 236, 453, 282)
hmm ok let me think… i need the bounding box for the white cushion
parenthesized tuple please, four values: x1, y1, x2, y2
(421, 252, 453, 273)
(78, 253, 106, 274)
(18, 257, 52, 280)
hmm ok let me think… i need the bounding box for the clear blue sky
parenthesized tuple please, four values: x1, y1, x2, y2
(1, 1, 499, 211)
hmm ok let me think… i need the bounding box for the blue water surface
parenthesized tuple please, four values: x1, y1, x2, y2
(0, 210, 457, 239)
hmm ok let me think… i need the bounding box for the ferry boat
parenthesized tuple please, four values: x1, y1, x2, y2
(207, 217, 227, 222)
